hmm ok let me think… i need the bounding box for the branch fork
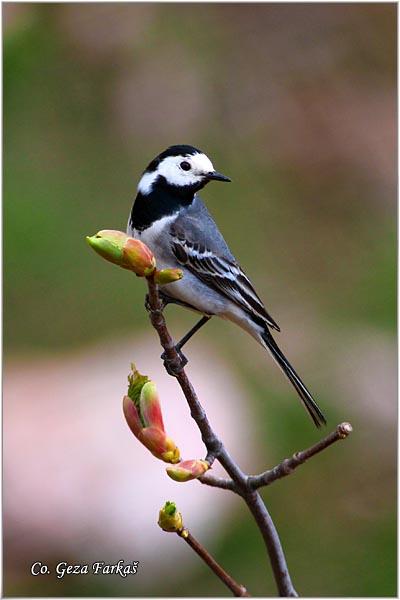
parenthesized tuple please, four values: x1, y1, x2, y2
(146, 275, 353, 598)
(86, 230, 353, 597)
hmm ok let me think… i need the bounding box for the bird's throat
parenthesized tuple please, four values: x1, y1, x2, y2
(129, 187, 195, 232)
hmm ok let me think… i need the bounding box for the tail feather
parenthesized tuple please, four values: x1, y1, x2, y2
(261, 329, 326, 428)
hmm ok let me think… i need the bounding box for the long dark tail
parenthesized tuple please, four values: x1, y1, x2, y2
(261, 328, 326, 428)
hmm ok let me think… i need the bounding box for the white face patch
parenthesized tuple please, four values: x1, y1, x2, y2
(137, 153, 215, 195)
(137, 170, 157, 195)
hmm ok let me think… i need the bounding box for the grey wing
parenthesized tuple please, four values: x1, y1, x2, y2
(170, 203, 280, 331)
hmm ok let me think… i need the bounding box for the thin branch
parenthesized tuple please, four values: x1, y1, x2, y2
(243, 491, 298, 597)
(146, 278, 224, 465)
(249, 422, 353, 489)
(198, 472, 237, 492)
(146, 276, 298, 597)
(177, 528, 250, 597)
(92, 229, 353, 596)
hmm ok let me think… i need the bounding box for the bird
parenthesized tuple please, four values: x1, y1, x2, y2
(127, 144, 326, 428)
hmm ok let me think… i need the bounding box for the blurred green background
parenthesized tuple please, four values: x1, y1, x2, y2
(4, 2, 396, 597)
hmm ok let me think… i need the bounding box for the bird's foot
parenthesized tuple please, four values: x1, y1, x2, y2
(161, 348, 188, 376)
(145, 293, 167, 313)
(144, 294, 152, 313)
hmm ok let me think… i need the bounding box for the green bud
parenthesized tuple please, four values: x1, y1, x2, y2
(86, 230, 156, 276)
(154, 268, 183, 285)
(127, 364, 150, 411)
(86, 230, 127, 266)
(158, 501, 183, 532)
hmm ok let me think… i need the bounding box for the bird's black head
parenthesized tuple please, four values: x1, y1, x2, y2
(137, 145, 231, 196)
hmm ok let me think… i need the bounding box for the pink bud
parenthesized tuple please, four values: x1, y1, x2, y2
(123, 238, 156, 277)
(123, 395, 142, 438)
(86, 230, 156, 276)
(140, 428, 181, 463)
(123, 368, 181, 464)
(139, 381, 164, 431)
(166, 459, 209, 482)
(140, 427, 170, 457)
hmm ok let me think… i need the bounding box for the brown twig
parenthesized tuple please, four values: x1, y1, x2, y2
(146, 276, 297, 596)
(146, 275, 352, 597)
(198, 472, 237, 491)
(248, 422, 353, 489)
(177, 528, 250, 597)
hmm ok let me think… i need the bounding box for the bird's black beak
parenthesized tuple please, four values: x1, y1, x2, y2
(207, 171, 231, 182)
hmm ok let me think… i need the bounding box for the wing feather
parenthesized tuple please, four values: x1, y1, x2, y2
(170, 229, 280, 331)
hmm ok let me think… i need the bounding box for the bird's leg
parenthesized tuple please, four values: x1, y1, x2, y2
(161, 316, 211, 374)
(176, 315, 212, 351)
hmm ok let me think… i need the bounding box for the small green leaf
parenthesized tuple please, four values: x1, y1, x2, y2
(127, 363, 150, 426)
(164, 501, 177, 516)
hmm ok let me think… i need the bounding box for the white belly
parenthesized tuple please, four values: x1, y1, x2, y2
(129, 218, 264, 343)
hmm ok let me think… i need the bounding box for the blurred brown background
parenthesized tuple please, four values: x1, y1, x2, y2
(4, 2, 396, 597)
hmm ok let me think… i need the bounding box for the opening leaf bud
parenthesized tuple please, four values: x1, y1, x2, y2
(158, 501, 183, 533)
(166, 459, 209, 482)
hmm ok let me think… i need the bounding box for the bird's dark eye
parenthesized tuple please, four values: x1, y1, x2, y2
(180, 161, 191, 171)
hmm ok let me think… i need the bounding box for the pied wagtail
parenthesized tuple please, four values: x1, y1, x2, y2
(127, 145, 326, 428)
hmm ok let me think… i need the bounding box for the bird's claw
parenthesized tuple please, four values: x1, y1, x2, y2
(145, 294, 167, 313)
(144, 294, 152, 313)
(161, 348, 188, 376)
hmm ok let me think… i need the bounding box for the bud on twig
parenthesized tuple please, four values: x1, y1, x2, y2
(86, 230, 156, 276)
(166, 459, 209, 482)
(157, 501, 250, 596)
(154, 268, 183, 285)
(158, 501, 183, 533)
(123, 365, 180, 463)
